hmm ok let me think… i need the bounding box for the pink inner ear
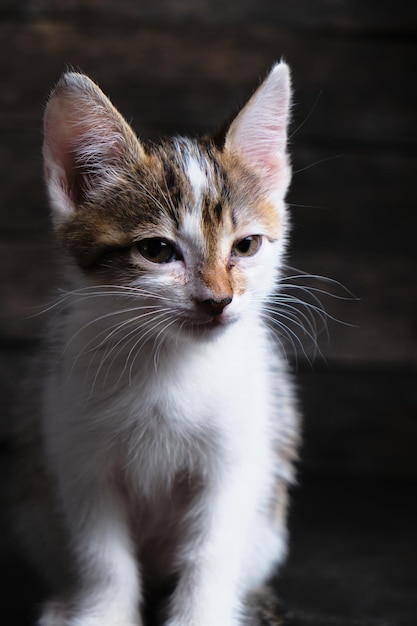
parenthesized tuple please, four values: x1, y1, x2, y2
(43, 72, 146, 221)
(233, 120, 289, 193)
(43, 94, 87, 205)
(231, 103, 289, 169)
(44, 76, 146, 214)
(46, 93, 80, 154)
(257, 154, 288, 192)
(245, 124, 287, 169)
(224, 63, 291, 192)
(43, 92, 126, 208)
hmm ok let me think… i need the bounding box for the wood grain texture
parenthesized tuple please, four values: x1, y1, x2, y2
(298, 367, 417, 478)
(2, 0, 417, 33)
(0, 23, 416, 147)
(0, 13, 416, 625)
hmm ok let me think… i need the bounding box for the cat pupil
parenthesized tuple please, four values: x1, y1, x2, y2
(238, 238, 252, 253)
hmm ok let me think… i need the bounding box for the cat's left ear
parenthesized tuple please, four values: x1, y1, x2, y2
(43, 72, 145, 227)
(224, 62, 291, 196)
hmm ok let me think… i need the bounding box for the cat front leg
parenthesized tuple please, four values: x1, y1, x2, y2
(38, 482, 141, 626)
(165, 465, 265, 626)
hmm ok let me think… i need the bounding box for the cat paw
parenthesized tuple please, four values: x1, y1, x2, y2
(242, 584, 289, 626)
(38, 599, 140, 626)
(38, 601, 70, 626)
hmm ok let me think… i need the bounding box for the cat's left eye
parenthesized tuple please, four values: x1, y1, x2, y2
(136, 238, 180, 264)
(232, 235, 262, 258)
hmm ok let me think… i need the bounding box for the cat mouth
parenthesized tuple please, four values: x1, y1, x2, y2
(182, 312, 237, 334)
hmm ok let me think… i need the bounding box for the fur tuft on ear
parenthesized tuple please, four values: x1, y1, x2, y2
(43, 72, 144, 227)
(224, 62, 292, 197)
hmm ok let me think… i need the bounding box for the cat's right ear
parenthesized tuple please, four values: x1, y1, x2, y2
(224, 62, 292, 198)
(43, 72, 144, 227)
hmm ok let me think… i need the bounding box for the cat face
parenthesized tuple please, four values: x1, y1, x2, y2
(43, 65, 291, 339)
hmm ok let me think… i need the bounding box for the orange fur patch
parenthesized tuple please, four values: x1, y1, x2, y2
(256, 199, 281, 240)
(198, 264, 233, 301)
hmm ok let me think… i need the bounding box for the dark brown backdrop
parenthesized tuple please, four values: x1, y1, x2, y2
(1, 2, 416, 625)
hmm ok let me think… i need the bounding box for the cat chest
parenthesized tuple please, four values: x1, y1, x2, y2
(119, 395, 218, 490)
(94, 353, 268, 471)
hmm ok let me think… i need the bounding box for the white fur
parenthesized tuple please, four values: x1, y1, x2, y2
(39, 296, 294, 626)
(43, 157, 76, 227)
(185, 153, 208, 207)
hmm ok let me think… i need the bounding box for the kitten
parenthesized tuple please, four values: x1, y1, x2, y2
(14, 62, 299, 626)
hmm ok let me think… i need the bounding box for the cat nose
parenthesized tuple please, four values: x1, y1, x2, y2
(199, 297, 232, 316)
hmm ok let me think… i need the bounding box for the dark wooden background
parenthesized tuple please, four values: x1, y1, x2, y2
(1, 2, 416, 625)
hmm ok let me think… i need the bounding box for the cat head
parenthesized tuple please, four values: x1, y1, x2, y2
(43, 64, 292, 339)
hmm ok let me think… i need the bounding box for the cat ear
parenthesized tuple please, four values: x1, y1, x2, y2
(224, 62, 291, 196)
(43, 72, 144, 226)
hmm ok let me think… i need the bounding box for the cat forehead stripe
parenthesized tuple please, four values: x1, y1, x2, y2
(179, 210, 206, 252)
(185, 154, 209, 208)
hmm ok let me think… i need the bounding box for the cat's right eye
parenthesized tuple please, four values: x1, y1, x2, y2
(136, 238, 180, 264)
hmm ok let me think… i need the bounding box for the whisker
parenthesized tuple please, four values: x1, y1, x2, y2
(292, 154, 342, 176)
(152, 317, 179, 373)
(283, 264, 356, 289)
(93, 311, 172, 392)
(68, 309, 167, 386)
(263, 305, 324, 362)
(127, 313, 175, 385)
(62, 304, 163, 359)
(263, 304, 318, 344)
(95, 310, 170, 390)
(264, 302, 322, 349)
(80, 309, 169, 382)
(273, 292, 355, 329)
(272, 293, 328, 332)
(260, 310, 316, 368)
(289, 90, 322, 140)
(287, 202, 329, 211)
(254, 263, 356, 365)
(28, 284, 174, 320)
(282, 271, 357, 300)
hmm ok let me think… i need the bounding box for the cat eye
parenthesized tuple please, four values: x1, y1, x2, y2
(232, 235, 262, 258)
(136, 238, 180, 264)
